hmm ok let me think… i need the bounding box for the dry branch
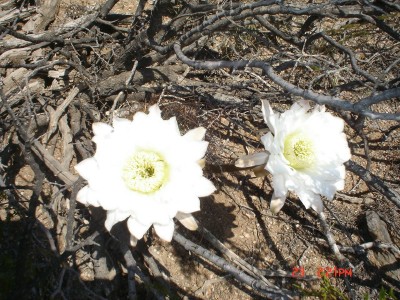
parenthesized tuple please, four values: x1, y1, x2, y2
(45, 86, 80, 143)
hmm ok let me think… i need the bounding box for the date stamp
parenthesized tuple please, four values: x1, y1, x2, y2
(292, 266, 352, 278)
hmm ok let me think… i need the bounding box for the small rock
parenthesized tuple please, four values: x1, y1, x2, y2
(365, 211, 400, 282)
(364, 197, 374, 205)
(366, 211, 391, 243)
(220, 117, 230, 126)
(3, 67, 28, 94)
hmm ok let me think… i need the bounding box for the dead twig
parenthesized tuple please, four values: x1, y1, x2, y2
(173, 231, 295, 300)
(346, 160, 400, 209)
(45, 87, 80, 143)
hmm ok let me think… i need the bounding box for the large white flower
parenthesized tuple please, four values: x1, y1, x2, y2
(75, 105, 216, 242)
(259, 100, 351, 213)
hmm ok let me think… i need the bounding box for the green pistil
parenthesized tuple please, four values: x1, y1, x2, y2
(283, 132, 315, 170)
(122, 150, 169, 194)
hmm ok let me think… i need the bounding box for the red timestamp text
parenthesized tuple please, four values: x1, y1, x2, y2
(291, 266, 353, 278)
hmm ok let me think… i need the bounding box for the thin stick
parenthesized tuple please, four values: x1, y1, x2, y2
(122, 244, 138, 300)
(110, 60, 139, 120)
(339, 241, 400, 256)
(45, 86, 80, 142)
(65, 178, 83, 251)
(197, 223, 279, 287)
(173, 231, 294, 300)
(346, 160, 400, 209)
(318, 211, 356, 299)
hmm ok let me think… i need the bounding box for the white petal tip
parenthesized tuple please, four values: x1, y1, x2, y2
(253, 166, 268, 178)
(235, 152, 269, 168)
(270, 197, 286, 214)
(311, 200, 324, 214)
(74, 157, 98, 180)
(184, 127, 207, 141)
(130, 235, 138, 247)
(261, 100, 276, 134)
(176, 212, 198, 231)
(198, 159, 206, 169)
(92, 122, 113, 137)
(76, 186, 89, 205)
(197, 178, 217, 197)
(149, 104, 161, 115)
(76, 186, 101, 207)
(154, 222, 174, 242)
(112, 117, 131, 127)
(261, 100, 272, 111)
(127, 217, 150, 241)
(298, 100, 311, 109)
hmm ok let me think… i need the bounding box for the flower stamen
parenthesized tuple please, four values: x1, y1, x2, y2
(283, 132, 315, 170)
(122, 150, 169, 193)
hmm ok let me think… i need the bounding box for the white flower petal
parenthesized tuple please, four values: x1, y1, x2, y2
(194, 177, 216, 197)
(260, 132, 275, 153)
(180, 140, 208, 162)
(198, 159, 206, 169)
(105, 210, 130, 231)
(270, 194, 286, 213)
(154, 222, 175, 241)
(112, 117, 131, 131)
(148, 104, 162, 116)
(93, 122, 113, 137)
(235, 152, 269, 168)
(134, 201, 172, 226)
(266, 156, 292, 175)
(130, 235, 138, 247)
(76, 185, 102, 207)
(76, 185, 90, 205)
(311, 198, 323, 213)
(307, 110, 343, 133)
(176, 212, 198, 231)
(165, 116, 181, 135)
(174, 193, 201, 213)
(261, 100, 276, 134)
(74, 157, 99, 181)
(297, 189, 323, 212)
(314, 181, 338, 200)
(271, 174, 289, 198)
(127, 217, 151, 240)
(132, 111, 147, 122)
(184, 127, 206, 141)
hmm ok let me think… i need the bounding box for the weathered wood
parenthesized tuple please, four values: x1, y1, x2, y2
(3, 67, 29, 94)
(0, 42, 48, 64)
(34, 0, 61, 32)
(0, 12, 97, 48)
(0, 79, 45, 115)
(0, 0, 17, 10)
(0, 7, 35, 25)
(96, 64, 203, 96)
(45, 86, 80, 142)
(59, 114, 74, 170)
(21, 0, 61, 33)
(366, 211, 400, 282)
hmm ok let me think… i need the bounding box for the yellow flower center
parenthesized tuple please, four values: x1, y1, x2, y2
(122, 150, 169, 194)
(283, 132, 315, 170)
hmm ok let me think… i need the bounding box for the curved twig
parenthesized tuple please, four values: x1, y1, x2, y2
(173, 231, 295, 300)
(173, 43, 400, 120)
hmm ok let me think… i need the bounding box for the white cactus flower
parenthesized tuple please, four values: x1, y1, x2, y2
(260, 100, 351, 213)
(75, 105, 216, 242)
